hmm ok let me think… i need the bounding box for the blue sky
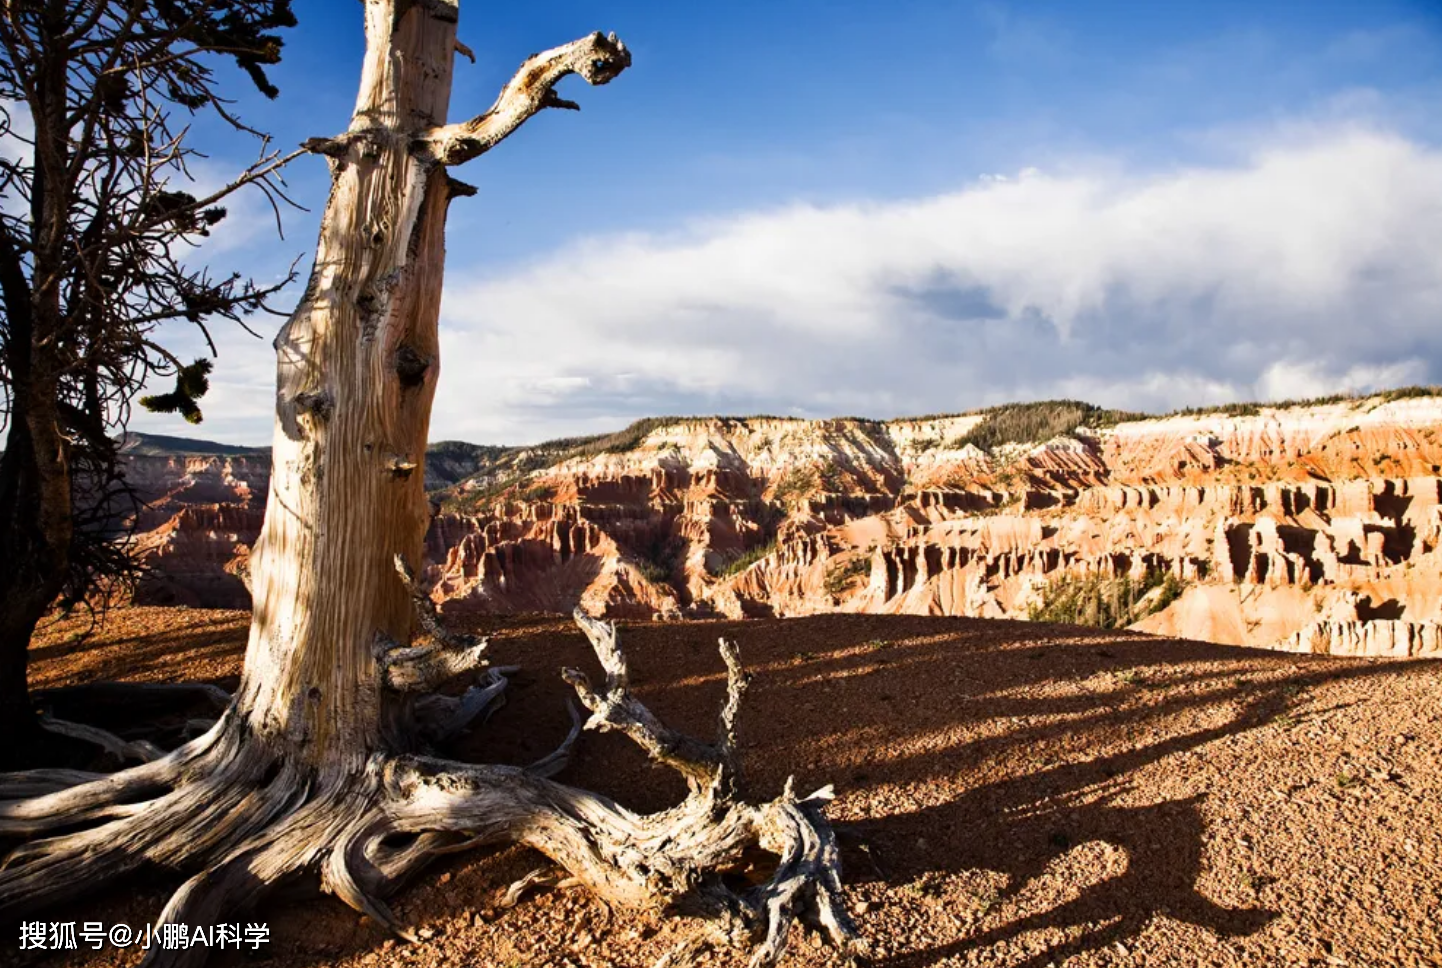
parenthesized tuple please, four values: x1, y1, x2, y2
(123, 0, 1442, 445)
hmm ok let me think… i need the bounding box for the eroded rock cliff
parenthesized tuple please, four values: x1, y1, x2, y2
(118, 436, 496, 608)
(125, 393, 1442, 657)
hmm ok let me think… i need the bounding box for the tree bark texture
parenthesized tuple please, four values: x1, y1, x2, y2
(237, 0, 459, 759)
(0, 3, 862, 966)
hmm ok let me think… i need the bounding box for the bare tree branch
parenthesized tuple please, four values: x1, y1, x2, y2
(419, 31, 631, 166)
(0, 0, 301, 762)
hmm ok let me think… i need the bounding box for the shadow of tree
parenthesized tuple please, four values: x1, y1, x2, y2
(857, 670, 1320, 966)
(424, 613, 1432, 967)
(13, 610, 1436, 968)
(27, 610, 247, 678)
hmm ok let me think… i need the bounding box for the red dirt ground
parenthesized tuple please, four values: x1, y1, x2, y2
(6, 607, 1442, 968)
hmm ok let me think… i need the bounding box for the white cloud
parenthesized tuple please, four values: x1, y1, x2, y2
(1255, 358, 1430, 403)
(434, 127, 1442, 443)
(126, 318, 279, 446)
(0, 100, 31, 161)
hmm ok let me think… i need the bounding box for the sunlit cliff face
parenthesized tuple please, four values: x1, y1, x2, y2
(123, 394, 1442, 658)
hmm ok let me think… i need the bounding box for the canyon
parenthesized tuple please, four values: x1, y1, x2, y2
(120, 392, 1442, 658)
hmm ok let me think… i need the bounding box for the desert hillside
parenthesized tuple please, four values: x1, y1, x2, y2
(14, 608, 1441, 968)
(121, 390, 1442, 657)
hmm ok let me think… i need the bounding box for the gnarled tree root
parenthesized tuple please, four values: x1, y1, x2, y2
(0, 614, 860, 968)
(33, 680, 232, 717)
(2, 682, 234, 777)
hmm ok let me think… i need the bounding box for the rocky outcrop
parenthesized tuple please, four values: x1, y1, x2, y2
(122, 455, 270, 607)
(117, 437, 499, 608)
(132, 505, 264, 608)
(124, 393, 1442, 657)
(425, 510, 680, 619)
(125, 454, 270, 528)
(1273, 619, 1442, 658)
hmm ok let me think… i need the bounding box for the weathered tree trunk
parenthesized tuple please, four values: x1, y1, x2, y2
(234, 0, 456, 762)
(0, 4, 862, 966)
(0, 481, 52, 761)
(0, 566, 51, 765)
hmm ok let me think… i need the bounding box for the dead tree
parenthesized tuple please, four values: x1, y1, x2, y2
(0, 3, 861, 965)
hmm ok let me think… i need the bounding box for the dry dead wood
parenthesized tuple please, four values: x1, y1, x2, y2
(0, 5, 862, 965)
(0, 613, 859, 968)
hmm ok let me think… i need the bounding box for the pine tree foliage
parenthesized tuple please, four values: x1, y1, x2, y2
(139, 359, 213, 425)
(0, 0, 300, 754)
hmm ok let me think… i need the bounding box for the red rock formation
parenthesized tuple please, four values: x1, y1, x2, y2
(126, 395, 1442, 657)
(120, 455, 270, 607)
(132, 505, 264, 608)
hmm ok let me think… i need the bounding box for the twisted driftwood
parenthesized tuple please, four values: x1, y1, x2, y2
(0, 607, 858, 968)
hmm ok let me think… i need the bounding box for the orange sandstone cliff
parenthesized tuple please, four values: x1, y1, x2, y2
(125, 393, 1442, 657)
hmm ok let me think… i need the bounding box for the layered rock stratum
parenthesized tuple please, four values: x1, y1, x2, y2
(118, 435, 493, 608)
(122, 391, 1442, 657)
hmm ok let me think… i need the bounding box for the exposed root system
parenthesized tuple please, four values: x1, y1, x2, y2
(0, 611, 858, 968)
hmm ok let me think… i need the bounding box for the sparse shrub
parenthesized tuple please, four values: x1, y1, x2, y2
(771, 466, 819, 507)
(633, 534, 685, 587)
(1027, 569, 1185, 630)
(717, 539, 778, 578)
(1152, 572, 1185, 612)
(635, 559, 670, 585)
(539, 416, 683, 457)
(994, 466, 1021, 489)
(518, 482, 555, 503)
(972, 887, 1002, 914)
(1377, 385, 1442, 404)
(952, 400, 1140, 453)
(1164, 390, 1389, 419)
(904, 872, 945, 899)
(824, 557, 869, 596)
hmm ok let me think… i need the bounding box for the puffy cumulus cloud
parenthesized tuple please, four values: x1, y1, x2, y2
(435, 127, 1442, 444)
(1255, 359, 1431, 403)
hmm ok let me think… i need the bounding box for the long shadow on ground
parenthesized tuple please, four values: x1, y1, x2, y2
(14, 611, 1437, 967)
(456, 613, 1431, 967)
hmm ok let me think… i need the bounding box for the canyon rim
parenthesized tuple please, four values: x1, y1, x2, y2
(125, 390, 1442, 660)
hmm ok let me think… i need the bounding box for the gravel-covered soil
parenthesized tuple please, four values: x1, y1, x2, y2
(6, 607, 1442, 968)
